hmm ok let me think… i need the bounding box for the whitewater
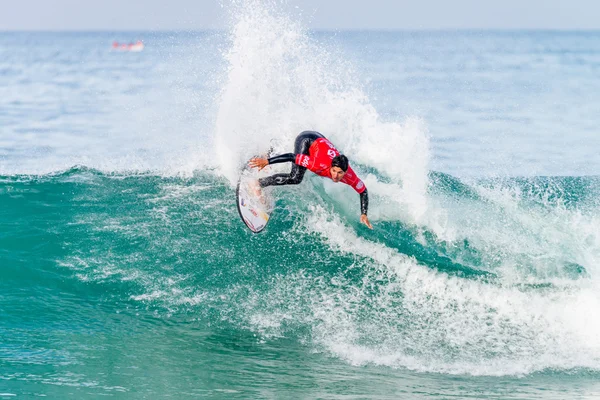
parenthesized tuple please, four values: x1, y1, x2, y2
(2, 1, 600, 398)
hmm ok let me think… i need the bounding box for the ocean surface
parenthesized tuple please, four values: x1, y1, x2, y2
(2, 3, 600, 399)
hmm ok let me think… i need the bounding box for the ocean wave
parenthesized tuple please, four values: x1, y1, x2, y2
(2, 166, 600, 375)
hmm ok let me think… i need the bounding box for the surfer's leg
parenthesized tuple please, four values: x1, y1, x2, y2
(258, 131, 323, 188)
(258, 165, 306, 187)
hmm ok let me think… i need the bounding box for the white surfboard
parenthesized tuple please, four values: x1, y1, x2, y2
(236, 168, 274, 233)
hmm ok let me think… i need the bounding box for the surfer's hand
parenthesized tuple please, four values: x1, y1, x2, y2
(360, 214, 373, 229)
(249, 157, 269, 171)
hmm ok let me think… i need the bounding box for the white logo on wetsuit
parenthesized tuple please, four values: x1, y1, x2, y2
(301, 156, 309, 167)
(327, 149, 336, 159)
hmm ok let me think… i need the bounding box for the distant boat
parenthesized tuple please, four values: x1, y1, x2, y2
(112, 40, 145, 52)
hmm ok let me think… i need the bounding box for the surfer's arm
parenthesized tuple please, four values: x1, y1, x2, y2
(347, 169, 372, 228)
(267, 153, 295, 165)
(249, 154, 294, 170)
(359, 190, 372, 229)
(360, 189, 369, 216)
(249, 153, 307, 171)
(344, 167, 369, 216)
(270, 153, 319, 169)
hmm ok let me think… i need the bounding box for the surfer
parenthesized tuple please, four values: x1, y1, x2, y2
(249, 131, 373, 229)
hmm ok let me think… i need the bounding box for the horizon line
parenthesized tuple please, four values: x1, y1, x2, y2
(2, 27, 600, 34)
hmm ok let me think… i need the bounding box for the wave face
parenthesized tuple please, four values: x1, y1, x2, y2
(3, 1, 600, 398)
(3, 168, 600, 380)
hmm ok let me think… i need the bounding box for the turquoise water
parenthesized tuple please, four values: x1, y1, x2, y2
(2, 2, 600, 398)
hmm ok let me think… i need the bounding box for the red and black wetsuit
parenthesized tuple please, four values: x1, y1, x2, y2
(258, 131, 369, 215)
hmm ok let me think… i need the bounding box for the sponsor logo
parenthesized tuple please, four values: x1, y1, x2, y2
(250, 208, 258, 217)
(356, 181, 364, 190)
(327, 149, 336, 158)
(241, 199, 246, 207)
(301, 156, 309, 167)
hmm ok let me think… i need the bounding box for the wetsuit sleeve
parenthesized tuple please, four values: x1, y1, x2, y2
(341, 166, 368, 214)
(295, 154, 313, 168)
(360, 189, 369, 215)
(342, 167, 366, 194)
(267, 153, 295, 165)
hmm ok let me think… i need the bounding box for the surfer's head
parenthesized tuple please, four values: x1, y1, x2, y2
(330, 155, 348, 182)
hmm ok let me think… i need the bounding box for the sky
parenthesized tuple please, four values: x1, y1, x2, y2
(1, 0, 599, 31)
